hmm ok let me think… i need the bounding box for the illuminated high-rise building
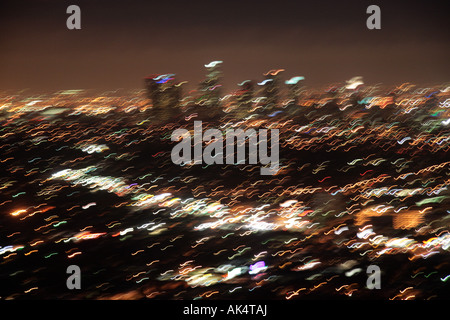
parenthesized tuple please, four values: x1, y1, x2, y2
(144, 74, 184, 122)
(235, 80, 255, 116)
(285, 76, 305, 105)
(261, 69, 284, 111)
(145, 74, 180, 108)
(199, 61, 223, 109)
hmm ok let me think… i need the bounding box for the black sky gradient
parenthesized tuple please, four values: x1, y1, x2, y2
(0, 0, 449, 92)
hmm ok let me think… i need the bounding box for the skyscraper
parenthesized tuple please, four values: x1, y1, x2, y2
(199, 61, 223, 108)
(145, 74, 184, 122)
(235, 80, 255, 117)
(261, 69, 284, 112)
(285, 76, 305, 105)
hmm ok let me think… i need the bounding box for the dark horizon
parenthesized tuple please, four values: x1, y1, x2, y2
(0, 0, 449, 93)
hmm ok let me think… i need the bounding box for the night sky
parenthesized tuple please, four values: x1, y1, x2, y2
(0, 0, 448, 92)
